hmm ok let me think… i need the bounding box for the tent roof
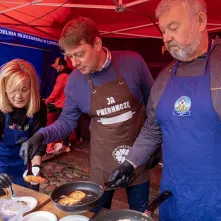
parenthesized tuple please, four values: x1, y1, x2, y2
(0, 0, 220, 40)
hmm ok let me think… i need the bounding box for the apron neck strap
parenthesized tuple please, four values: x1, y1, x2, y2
(5, 113, 9, 127)
(204, 37, 212, 74)
(172, 37, 212, 77)
(28, 117, 33, 127)
(87, 74, 96, 94)
(112, 58, 124, 83)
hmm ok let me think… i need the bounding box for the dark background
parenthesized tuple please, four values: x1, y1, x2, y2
(103, 31, 221, 79)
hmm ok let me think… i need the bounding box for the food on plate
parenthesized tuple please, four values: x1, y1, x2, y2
(117, 219, 131, 221)
(24, 175, 46, 184)
(58, 190, 86, 206)
(20, 201, 28, 206)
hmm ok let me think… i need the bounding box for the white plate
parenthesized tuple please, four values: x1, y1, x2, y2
(17, 196, 38, 212)
(22, 211, 58, 221)
(59, 215, 89, 221)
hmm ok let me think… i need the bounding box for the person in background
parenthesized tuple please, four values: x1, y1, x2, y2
(19, 16, 158, 212)
(107, 0, 221, 220)
(45, 57, 72, 148)
(0, 59, 47, 190)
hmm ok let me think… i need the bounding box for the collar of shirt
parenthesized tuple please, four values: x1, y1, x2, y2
(98, 47, 112, 72)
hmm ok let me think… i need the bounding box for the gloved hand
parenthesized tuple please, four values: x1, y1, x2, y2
(105, 160, 134, 188)
(0, 173, 12, 188)
(19, 133, 44, 165)
(146, 146, 162, 169)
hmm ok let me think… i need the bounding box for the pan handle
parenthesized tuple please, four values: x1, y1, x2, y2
(144, 190, 172, 216)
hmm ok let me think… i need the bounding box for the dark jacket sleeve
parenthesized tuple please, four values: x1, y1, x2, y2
(126, 89, 163, 166)
(32, 100, 48, 156)
(139, 57, 154, 105)
(126, 63, 174, 166)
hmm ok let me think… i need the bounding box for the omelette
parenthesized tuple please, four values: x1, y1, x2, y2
(24, 175, 46, 184)
(58, 190, 86, 206)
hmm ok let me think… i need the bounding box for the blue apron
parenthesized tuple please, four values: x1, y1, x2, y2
(156, 39, 221, 221)
(0, 113, 33, 188)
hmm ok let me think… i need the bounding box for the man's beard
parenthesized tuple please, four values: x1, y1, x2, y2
(165, 24, 201, 61)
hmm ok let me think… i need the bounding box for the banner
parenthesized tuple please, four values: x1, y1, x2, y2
(0, 27, 58, 50)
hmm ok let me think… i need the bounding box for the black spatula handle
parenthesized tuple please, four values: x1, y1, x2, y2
(145, 190, 172, 215)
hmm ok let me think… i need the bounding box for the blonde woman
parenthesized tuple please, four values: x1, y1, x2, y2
(0, 59, 47, 190)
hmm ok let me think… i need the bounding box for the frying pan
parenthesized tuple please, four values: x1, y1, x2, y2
(93, 190, 172, 221)
(51, 181, 104, 213)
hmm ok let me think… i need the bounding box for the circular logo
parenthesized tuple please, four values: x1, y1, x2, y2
(112, 145, 130, 164)
(174, 96, 191, 116)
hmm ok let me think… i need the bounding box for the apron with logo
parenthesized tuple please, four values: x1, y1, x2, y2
(156, 39, 221, 220)
(0, 113, 33, 187)
(89, 59, 149, 187)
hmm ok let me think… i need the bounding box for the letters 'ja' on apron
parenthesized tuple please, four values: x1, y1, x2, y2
(88, 58, 150, 187)
(156, 39, 221, 220)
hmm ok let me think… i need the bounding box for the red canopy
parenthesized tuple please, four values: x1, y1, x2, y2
(0, 0, 220, 40)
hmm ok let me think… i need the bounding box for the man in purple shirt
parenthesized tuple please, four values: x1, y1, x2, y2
(19, 16, 155, 212)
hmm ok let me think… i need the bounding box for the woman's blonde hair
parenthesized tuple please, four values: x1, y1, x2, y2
(0, 59, 40, 117)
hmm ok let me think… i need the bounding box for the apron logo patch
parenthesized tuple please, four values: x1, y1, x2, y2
(112, 145, 130, 164)
(173, 96, 191, 116)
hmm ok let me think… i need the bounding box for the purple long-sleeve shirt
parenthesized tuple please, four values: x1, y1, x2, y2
(38, 51, 153, 143)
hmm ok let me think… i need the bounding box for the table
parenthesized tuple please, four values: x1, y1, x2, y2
(38, 200, 94, 219)
(5, 183, 51, 210)
(3, 184, 94, 219)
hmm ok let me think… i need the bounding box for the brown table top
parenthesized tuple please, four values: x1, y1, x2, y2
(3, 184, 94, 219)
(38, 200, 94, 219)
(4, 183, 51, 211)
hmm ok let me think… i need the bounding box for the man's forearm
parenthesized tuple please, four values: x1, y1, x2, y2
(37, 101, 81, 144)
(126, 160, 137, 169)
(126, 97, 162, 167)
(126, 122, 162, 167)
(37, 118, 76, 144)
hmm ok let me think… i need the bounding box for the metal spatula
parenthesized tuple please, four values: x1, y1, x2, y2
(9, 184, 18, 202)
(25, 160, 33, 187)
(27, 160, 33, 176)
